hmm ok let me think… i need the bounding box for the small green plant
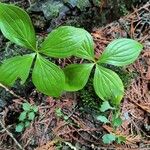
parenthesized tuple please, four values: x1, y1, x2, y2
(16, 102, 38, 132)
(78, 76, 100, 110)
(0, 2, 91, 97)
(96, 101, 126, 144)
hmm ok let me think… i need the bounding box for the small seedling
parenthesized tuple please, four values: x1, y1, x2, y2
(96, 101, 126, 144)
(16, 102, 38, 132)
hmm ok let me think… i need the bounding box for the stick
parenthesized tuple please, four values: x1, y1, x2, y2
(0, 119, 24, 150)
(0, 83, 25, 101)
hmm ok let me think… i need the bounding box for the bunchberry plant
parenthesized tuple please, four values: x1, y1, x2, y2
(0, 3, 143, 105)
(16, 102, 38, 132)
(63, 37, 143, 105)
(0, 2, 91, 97)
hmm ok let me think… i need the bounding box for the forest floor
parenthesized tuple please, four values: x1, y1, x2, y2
(0, 1, 150, 150)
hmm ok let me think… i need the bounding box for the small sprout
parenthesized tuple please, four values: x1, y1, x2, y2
(102, 133, 116, 144)
(16, 123, 24, 132)
(97, 105, 124, 144)
(96, 115, 110, 124)
(19, 111, 27, 121)
(100, 101, 114, 112)
(16, 103, 38, 132)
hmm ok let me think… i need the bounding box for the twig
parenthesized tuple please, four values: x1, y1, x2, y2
(0, 83, 25, 101)
(0, 119, 24, 150)
(63, 141, 77, 150)
(27, 0, 32, 6)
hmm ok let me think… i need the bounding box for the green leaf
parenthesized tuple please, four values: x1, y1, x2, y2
(117, 136, 126, 144)
(23, 103, 31, 111)
(25, 121, 30, 127)
(74, 29, 95, 61)
(98, 38, 143, 66)
(16, 123, 24, 132)
(0, 3, 36, 50)
(102, 133, 116, 144)
(40, 26, 94, 60)
(63, 63, 94, 91)
(32, 105, 38, 113)
(96, 115, 110, 124)
(19, 111, 27, 121)
(0, 54, 35, 86)
(112, 116, 122, 128)
(100, 101, 114, 112)
(32, 54, 65, 97)
(28, 112, 35, 121)
(93, 65, 124, 105)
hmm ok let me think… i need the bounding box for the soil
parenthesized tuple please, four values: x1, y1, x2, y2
(0, 0, 150, 150)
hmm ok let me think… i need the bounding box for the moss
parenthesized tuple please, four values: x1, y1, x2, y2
(77, 64, 136, 112)
(119, 0, 129, 16)
(77, 72, 101, 111)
